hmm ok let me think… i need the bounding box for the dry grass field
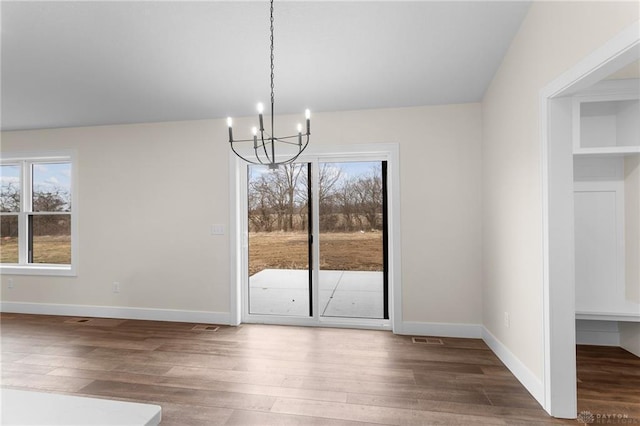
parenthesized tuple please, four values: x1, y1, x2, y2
(249, 231, 383, 276)
(1, 233, 381, 273)
(0, 236, 71, 264)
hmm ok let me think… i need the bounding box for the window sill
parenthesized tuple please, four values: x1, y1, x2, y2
(1, 265, 76, 277)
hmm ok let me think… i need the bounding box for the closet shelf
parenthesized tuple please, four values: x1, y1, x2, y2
(576, 312, 640, 322)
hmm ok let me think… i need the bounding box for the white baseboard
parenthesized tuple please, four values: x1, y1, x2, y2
(576, 330, 620, 346)
(575, 319, 621, 346)
(0, 301, 230, 325)
(397, 321, 482, 338)
(482, 327, 544, 407)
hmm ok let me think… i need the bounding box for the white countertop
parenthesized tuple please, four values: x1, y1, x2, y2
(1, 388, 162, 426)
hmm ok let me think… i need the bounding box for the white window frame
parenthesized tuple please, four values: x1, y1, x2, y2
(1, 150, 78, 276)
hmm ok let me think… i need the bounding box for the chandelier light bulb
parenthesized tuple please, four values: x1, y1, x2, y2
(226, 117, 233, 142)
(305, 109, 311, 120)
(297, 123, 302, 133)
(257, 103, 265, 131)
(252, 126, 258, 136)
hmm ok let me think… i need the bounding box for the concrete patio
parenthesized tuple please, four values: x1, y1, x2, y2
(249, 269, 384, 318)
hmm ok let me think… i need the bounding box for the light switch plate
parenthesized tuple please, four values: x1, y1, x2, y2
(211, 224, 225, 235)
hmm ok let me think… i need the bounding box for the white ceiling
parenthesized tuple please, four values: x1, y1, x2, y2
(1, 1, 531, 131)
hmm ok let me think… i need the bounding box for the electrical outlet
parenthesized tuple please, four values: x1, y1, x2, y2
(8, 278, 14, 289)
(504, 312, 510, 328)
(113, 282, 120, 293)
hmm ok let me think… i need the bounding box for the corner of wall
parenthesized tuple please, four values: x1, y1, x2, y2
(481, 326, 545, 407)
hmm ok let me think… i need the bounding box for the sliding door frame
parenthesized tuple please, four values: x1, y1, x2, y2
(229, 143, 402, 332)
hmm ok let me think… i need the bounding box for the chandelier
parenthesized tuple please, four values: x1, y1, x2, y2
(226, 0, 311, 169)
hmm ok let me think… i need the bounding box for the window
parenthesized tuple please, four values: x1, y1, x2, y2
(1, 152, 76, 275)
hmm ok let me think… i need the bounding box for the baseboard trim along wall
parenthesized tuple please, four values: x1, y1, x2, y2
(0, 302, 230, 325)
(576, 330, 621, 346)
(398, 321, 483, 338)
(575, 319, 621, 346)
(482, 327, 545, 407)
(392, 321, 546, 409)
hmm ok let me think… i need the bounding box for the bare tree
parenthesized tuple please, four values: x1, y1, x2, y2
(248, 177, 277, 232)
(30, 186, 71, 236)
(303, 164, 342, 231)
(32, 186, 71, 212)
(353, 169, 383, 230)
(318, 164, 342, 206)
(1, 184, 71, 238)
(282, 164, 305, 231)
(247, 163, 383, 233)
(0, 182, 20, 212)
(334, 178, 357, 231)
(248, 164, 307, 232)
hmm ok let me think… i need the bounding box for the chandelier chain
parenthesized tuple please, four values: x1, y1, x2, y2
(270, 0, 275, 108)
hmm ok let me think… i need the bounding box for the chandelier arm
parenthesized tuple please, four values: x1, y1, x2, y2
(299, 133, 311, 153)
(252, 139, 267, 165)
(276, 134, 311, 165)
(258, 138, 275, 165)
(258, 127, 266, 161)
(273, 133, 311, 143)
(229, 137, 261, 143)
(229, 142, 265, 165)
(253, 144, 267, 165)
(273, 139, 303, 146)
(261, 136, 273, 164)
(278, 148, 307, 166)
(258, 130, 275, 163)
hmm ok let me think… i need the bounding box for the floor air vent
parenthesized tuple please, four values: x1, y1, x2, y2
(192, 324, 220, 332)
(63, 318, 125, 327)
(412, 337, 444, 345)
(65, 318, 92, 324)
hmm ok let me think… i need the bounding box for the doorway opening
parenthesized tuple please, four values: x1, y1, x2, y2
(230, 143, 401, 330)
(246, 160, 389, 323)
(541, 21, 639, 418)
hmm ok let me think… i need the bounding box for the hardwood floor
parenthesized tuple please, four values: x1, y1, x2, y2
(0, 313, 637, 425)
(576, 345, 640, 421)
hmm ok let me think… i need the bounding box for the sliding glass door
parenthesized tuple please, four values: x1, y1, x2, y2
(247, 163, 312, 316)
(245, 159, 388, 323)
(318, 161, 387, 319)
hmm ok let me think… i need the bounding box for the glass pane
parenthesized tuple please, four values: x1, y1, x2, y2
(30, 214, 71, 264)
(1, 164, 21, 212)
(318, 162, 384, 319)
(32, 162, 71, 212)
(248, 163, 310, 316)
(1, 215, 19, 263)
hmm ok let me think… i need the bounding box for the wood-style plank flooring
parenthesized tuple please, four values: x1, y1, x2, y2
(575, 345, 640, 421)
(1, 313, 637, 425)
